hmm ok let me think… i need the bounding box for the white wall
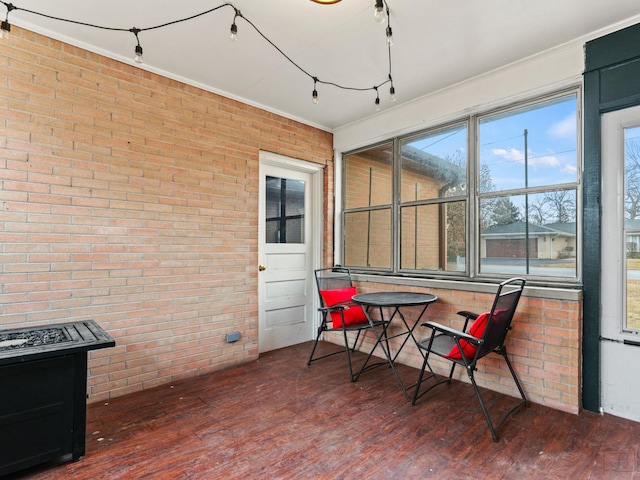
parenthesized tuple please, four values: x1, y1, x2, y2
(333, 41, 584, 153)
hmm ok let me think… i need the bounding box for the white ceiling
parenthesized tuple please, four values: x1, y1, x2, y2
(7, 1, 640, 131)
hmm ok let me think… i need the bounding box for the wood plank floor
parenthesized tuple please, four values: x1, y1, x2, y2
(9, 341, 640, 479)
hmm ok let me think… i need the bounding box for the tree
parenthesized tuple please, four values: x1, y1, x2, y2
(490, 197, 521, 225)
(479, 163, 498, 229)
(442, 150, 467, 261)
(528, 196, 551, 225)
(626, 137, 640, 220)
(543, 190, 576, 223)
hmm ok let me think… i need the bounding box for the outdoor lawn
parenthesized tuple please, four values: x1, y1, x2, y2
(628, 258, 640, 330)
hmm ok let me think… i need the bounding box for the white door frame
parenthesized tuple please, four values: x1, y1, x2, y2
(258, 151, 325, 350)
(600, 105, 640, 422)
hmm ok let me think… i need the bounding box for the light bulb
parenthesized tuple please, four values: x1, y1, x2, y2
(312, 89, 319, 105)
(230, 23, 238, 42)
(390, 86, 396, 102)
(134, 44, 144, 64)
(0, 21, 10, 40)
(374, 97, 380, 112)
(374, 1, 385, 23)
(386, 26, 393, 47)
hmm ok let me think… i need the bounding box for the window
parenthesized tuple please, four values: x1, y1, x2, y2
(624, 125, 640, 330)
(265, 176, 305, 243)
(343, 143, 392, 268)
(342, 90, 580, 282)
(478, 95, 578, 278)
(399, 125, 467, 272)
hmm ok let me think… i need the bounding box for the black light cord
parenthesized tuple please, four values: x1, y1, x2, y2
(0, 1, 396, 109)
(1, 1, 230, 32)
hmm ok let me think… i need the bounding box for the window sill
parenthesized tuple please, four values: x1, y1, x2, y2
(352, 273, 582, 301)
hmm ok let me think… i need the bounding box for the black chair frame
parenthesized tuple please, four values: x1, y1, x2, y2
(412, 277, 529, 441)
(307, 267, 387, 382)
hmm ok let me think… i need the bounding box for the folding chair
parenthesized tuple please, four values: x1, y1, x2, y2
(412, 277, 528, 441)
(307, 267, 386, 382)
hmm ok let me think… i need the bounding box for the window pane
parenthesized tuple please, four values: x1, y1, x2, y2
(479, 94, 578, 193)
(400, 201, 466, 272)
(625, 125, 640, 331)
(344, 210, 391, 268)
(344, 143, 392, 209)
(480, 191, 576, 277)
(400, 125, 467, 202)
(265, 176, 305, 244)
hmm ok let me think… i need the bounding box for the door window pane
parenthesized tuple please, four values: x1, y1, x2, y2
(624, 125, 640, 331)
(265, 176, 305, 244)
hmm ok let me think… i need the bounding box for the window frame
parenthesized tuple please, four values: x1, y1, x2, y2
(396, 121, 470, 275)
(340, 87, 582, 286)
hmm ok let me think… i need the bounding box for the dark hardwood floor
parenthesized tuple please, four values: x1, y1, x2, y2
(9, 342, 640, 479)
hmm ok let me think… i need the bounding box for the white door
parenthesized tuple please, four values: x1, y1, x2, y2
(601, 106, 640, 422)
(258, 153, 322, 352)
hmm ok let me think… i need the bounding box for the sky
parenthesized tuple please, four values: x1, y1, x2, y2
(479, 94, 578, 192)
(403, 93, 578, 195)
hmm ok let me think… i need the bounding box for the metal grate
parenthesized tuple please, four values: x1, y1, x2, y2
(0, 328, 70, 350)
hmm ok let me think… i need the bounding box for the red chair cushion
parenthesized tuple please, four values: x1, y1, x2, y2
(319, 286, 368, 328)
(445, 312, 490, 360)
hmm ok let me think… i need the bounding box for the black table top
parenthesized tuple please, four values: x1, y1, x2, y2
(352, 291, 437, 307)
(0, 320, 115, 365)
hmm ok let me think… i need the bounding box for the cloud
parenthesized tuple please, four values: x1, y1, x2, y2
(561, 163, 577, 174)
(530, 154, 560, 168)
(491, 148, 559, 168)
(548, 114, 576, 139)
(492, 147, 524, 162)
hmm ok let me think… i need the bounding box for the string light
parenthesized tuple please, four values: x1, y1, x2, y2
(229, 22, 237, 41)
(374, 0, 386, 23)
(230, 7, 240, 42)
(1, 2, 13, 40)
(388, 74, 396, 102)
(0, 19, 9, 39)
(131, 28, 143, 64)
(312, 77, 319, 105)
(0, 1, 396, 112)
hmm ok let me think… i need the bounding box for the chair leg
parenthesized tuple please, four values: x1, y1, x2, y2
(307, 326, 325, 366)
(448, 362, 456, 382)
(500, 346, 528, 405)
(350, 330, 362, 352)
(466, 367, 499, 442)
(342, 328, 358, 382)
(308, 315, 349, 368)
(467, 351, 529, 442)
(412, 330, 446, 405)
(412, 350, 432, 405)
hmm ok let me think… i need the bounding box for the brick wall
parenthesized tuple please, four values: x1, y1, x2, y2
(0, 27, 333, 401)
(324, 279, 582, 414)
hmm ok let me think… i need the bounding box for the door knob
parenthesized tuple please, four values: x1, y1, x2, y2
(258, 264, 266, 271)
